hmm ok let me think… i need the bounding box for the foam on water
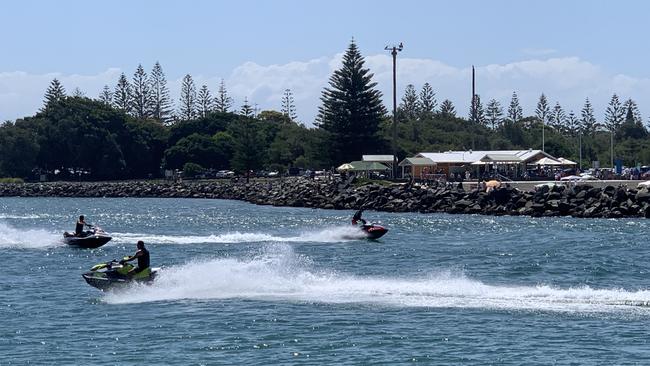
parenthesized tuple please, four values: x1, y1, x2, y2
(103, 245, 650, 314)
(111, 225, 366, 244)
(0, 221, 62, 249)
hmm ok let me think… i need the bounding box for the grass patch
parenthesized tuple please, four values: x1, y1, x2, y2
(0, 177, 24, 183)
(353, 177, 393, 187)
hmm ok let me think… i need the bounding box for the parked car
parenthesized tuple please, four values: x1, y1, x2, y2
(215, 170, 235, 178)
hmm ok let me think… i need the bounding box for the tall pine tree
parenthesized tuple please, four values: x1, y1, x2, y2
(507, 91, 523, 123)
(566, 110, 579, 136)
(131, 64, 151, 119)
(468, 95, 485, 125)
(240, 97, 254, 117)
(485, 99, 503, 129)
(113, 73, 132, 113)
(197, 84, 214, 118)
(43, 78, 66, 110)
(215, 79, 234, 113)
(550, 102, 566, 131)
(439, 99, 456, 118)
(580, 98, 598, 135)
(604, 93, 624, 132)
(399, 84, 419, 121)
(418, 82, 437, 119)
(178, 74, 197, 121)
(622, 98, 643, 126)
(98, 85, 112, 105)
(281, 89, 297, 121)
(149, 61, 173, 124)
(316, 40, 387, 164)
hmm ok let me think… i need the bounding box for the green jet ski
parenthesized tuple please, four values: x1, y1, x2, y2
(82, 257, 159, 291)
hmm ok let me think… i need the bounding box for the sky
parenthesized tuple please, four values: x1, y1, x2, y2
(2, 0, 650, 125)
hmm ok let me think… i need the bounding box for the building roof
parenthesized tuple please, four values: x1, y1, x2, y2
(362, 155, 395, 163)
(349, 161, 390, 171)
(415, 150, 554, 164)
(480, 154, 523, 163)
(398, 157, 436, 167)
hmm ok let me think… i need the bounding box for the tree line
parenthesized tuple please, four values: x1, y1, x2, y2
(2, 40, 650, 180)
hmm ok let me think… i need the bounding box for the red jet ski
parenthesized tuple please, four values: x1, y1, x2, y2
(361, 223, 388, 239)
(353, 209, 388, 239)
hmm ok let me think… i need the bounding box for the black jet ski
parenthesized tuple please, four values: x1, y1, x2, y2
(63, 226, 112, 248)
(361, 223, 388, 239)
(82, 258, 159, 291)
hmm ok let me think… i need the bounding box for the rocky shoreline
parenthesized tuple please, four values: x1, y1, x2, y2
(1, 177, 650, 218)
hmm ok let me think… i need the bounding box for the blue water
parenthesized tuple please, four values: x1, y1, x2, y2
(2, 197, 650, 364)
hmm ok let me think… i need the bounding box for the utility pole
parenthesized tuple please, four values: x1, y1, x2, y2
(471, 65, 476, 123)
(385, 42, 403, 179)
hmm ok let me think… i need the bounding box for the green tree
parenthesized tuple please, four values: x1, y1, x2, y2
(197, 84, 214, 118)
(622, 98, 643, 126)
(98, 85, 112, 105)
(469, 95, 485, 125)
(0, 125, 40, 178)
(214, 79, 233, 113)
(316, 40, 387, 165)
(580, 98, 598, 135)
(439, 99, 456, 118)
(178, 74, 197, 121)
(149, 61, 173, 124)
(399, 84, 419, 121)
(240, 97, 254, 117)
(281, 89, 297, 121)
(550, 102, 566, 131)
(113, 73, 132, 114)
(229, 118, 264, 179)
(418, 82, 437, 119)
(164, 133, 224, 169)
(485, 98, 503, 129)
(604, 93, 624, 132)
(131, 64, 151, 120)
(43, 78, 66, 110)
(507, 91, 523, 123)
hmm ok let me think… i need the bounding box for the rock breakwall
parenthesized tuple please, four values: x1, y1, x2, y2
(1, 178, 649, 218)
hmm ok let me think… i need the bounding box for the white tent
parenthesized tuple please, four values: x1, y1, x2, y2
(529, 157, 563, 166)
(557, 157, 577, 165)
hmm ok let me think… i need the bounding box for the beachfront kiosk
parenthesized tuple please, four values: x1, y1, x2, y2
(402, 149, 572, 181)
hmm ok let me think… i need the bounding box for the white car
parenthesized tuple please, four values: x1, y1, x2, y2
(637, 180, 650, 188)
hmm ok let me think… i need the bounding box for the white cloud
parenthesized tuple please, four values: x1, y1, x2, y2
(2, 55, 650, 125)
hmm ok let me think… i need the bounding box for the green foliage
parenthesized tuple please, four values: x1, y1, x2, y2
(183, 162, 204, 178)
(316, 40, 387, 166)
(164, 133, 231, 170)
(229, 118, 265, 173)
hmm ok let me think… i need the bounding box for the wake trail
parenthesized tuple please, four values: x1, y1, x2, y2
(111, 226, 367, 245)
(103, 247, 650, 315)
(0, 221, 62, 249)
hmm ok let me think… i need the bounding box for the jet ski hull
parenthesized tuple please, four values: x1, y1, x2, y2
(64, 227, 112, 248)
(65, 235, 112, 248)
(82, 270, 157, 290)
(363, 224, 388, 239)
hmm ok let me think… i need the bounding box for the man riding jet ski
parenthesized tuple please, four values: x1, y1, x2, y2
(352, 209, 388, 239)
(82, 241, 158, 290)
(63, 215, 112, 248)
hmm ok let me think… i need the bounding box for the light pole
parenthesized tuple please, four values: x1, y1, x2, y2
(385, 42, 403, 179)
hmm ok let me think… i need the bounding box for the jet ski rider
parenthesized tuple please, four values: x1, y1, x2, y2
(121, 240, 150, 277)
(351, 209, 367, 226)
(75, 215, 91, 236)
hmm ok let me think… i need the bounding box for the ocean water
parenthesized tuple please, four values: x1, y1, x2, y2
(2, 197, 650, 364)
